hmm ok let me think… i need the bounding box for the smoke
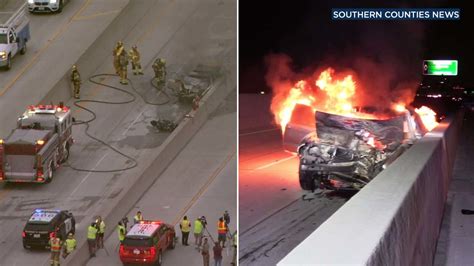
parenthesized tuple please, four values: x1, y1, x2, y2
(265, 19, 426, 115)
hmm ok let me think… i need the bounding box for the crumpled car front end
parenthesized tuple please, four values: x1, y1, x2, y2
(297, 110, 414, 191)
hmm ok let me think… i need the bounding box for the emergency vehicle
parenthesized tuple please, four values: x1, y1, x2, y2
(0, 104, 73, 183)
(120, 220, 176, 266)
(22, 209, 75, 249)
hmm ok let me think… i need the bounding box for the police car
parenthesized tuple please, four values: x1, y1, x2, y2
(119, 220, 176, 266)
(22, 209, 75, 249)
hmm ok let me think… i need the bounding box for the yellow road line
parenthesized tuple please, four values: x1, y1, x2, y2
(172, 152, 235, 226)
(0, 0, 92, 97)
(74, 9, 121, 21)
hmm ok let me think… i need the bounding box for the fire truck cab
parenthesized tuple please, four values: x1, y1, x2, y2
(0, 104, 73, 183)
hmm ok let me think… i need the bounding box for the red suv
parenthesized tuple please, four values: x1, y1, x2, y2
(119, 220, 176, 265)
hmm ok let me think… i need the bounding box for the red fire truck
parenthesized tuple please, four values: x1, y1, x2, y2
(0, 104, 73, 183)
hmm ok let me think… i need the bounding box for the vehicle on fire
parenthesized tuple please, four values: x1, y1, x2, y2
(284, 105, 427, 191)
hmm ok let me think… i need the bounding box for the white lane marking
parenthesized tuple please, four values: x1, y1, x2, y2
(255, 155, 297, 170)
(71, 153, 108, 196)
(122, 110, 144, 135)
(239, 128, 279, 137)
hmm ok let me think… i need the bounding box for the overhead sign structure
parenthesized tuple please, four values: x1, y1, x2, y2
(423, 60, 458, 76)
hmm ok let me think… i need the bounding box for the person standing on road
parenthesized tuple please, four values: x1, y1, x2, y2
(49, 232, 62, 266)
(118, 47, 129, 85)
(194, 217, 204, 248)
(133, 211, 143, 224)
(113, 41, 124, 75)
(128, 45, 143, 75)
(223, 211, 230, 227)
(180, 215, 191, 246)
(201, 237, 210, 266)
(217, 217, 227, 248)
(231, 230, 237, 265)
(213, 242, 223, 266)
(152, 58, 166, 85)
(62, 233, 76, 259)
(87, 222, 98, 257)
(96, 216, 106, 249)
(70, 65, 81, 99)
(117, 221, 126, 243)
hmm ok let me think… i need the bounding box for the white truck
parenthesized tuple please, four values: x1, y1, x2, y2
(0, 4, 30, 70)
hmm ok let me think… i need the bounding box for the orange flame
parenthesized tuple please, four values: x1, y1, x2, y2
(415, 106, 439, 131)
(275, 80, 316, 135)
(316, 68, 356, 114)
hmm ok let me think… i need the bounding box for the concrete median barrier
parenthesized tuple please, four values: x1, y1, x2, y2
(64, 70, 235, 266)
(278, 112, 463, 266)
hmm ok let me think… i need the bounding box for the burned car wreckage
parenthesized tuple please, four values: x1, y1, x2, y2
(284, 104, 427, 191)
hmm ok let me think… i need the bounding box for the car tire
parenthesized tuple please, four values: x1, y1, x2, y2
(155, 251, 162, 266)
(20, 41, 27, 55)
(299, 170, 315, 190)
(57, 0, 64, 13)
(23, 243, 30, 250)
(168, 235, 175, 249)
(5, 55, 11, 70)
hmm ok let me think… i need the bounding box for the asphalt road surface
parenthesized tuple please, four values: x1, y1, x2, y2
(239, 112, 346, 266)
(88, 92, 237, 266)
(0, 0, 235, 265)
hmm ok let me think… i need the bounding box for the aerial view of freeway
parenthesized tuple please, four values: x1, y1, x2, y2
(239, 1, 473, 265)
(0, 0, 236, 266)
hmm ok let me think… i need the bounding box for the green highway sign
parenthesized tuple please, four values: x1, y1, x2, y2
(423, 60, 458, 76)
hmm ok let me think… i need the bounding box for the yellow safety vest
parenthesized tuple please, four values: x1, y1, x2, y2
(65, 238, 76, 253)
(134, 214, 142, 223)
(117, 225, 126, 241)
(87, 225, 98, 239)
(50, 237, 61, 252)
(99, 221, 106, 233)
(194, 220, 203, 234)
(180, 220, 190, 232)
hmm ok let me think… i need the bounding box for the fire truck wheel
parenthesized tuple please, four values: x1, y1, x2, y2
(155, 251, 162, 266)
(62, 145, 70, 163)
(45, 162, 54, 183)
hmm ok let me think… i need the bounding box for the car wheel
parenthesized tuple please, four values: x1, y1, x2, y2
(155, 251, 162, 266)
(168, 235, 175, 249)
(45, 162, 54, 183)
(20, 41, 27, 55)
(299, 170, 315, 190)
(5, 55, 11, 70)
(23, 243, 30, 249)
(57, 0, 64, 13)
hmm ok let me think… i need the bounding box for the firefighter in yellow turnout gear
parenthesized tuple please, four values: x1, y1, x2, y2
(129, 45, 143, 75)
(152, 58, 166, 86)
(118, 46, 129, 85)
(113, 41, 124, 75)
(71, 65, 81, 99)
(49, 233, 62, 266)
(62, 233, 76, 259)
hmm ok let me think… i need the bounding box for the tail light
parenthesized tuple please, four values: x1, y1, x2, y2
(22, 231, 26, 238)
(150, 246, 156, 257)
(119, 244, 124, 255)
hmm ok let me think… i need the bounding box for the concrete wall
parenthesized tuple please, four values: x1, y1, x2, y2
(239, 93, 274, 131)
(278, 113, 463, 266)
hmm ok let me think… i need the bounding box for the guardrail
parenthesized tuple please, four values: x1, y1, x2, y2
(278, 112, 463, 266)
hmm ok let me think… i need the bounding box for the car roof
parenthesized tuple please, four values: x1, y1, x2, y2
(126, 221, 164, 238)
(28, 209, 62, 223)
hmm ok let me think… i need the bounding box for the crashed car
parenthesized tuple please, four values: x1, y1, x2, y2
(284, 105, 425, 191)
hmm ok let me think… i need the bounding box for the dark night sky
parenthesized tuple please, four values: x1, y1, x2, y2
(239, 0, 474, 93)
